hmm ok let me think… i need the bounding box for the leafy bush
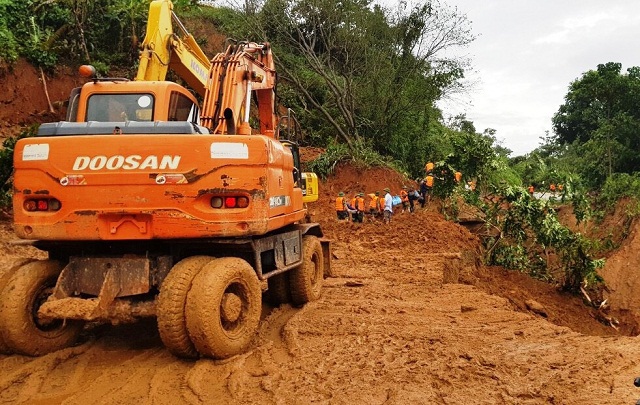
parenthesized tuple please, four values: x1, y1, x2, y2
(194, 4, 246, 37)
(0, 1, 20, 67)
(307, 142, 395, 179)
(480, 185, 604, 291)
(489, 243, 531, 271)
(597, 172, 640, 211)
(0, 125, 37, 208)
(0, 26, 18, 67)
(486, 158, 522, 188)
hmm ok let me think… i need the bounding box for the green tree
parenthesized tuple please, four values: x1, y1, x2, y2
(552, 62, 640, 185)
(245, 0, 473, 157)
(445, 121, 494, 183)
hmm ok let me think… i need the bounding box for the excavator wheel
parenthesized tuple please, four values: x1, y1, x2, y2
(0, 260, 84, 356)
(265, 272, 291, 306)
(185, 257, 261, 359)
(290, 235, 324, 305)
(157, 255, 214, 358)
(0, 258, 36, 354)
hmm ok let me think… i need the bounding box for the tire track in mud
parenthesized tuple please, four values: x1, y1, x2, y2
(0, 344, 91, 404)
(177, 303, 302, 404)
(0, 283, 308, 405)
(0, 319, 189, 405)
(63, 348, 169, 404)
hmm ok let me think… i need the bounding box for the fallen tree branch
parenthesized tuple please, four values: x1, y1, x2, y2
(580, 285, 593, 305)
(40, 67, 55, 113)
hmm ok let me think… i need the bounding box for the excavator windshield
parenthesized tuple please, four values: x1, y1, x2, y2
(84, 90, 199, 123)
(86, 94, 155, 122)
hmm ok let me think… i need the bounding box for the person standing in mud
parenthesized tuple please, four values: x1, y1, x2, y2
(345, 192, 358, 221)
(419, 179, 427, 208)
(354, 193, 366, 223)
(376, 190, 385, 216)
(424, 173, 434, 204)
(425, 161, 434, 174)
(454, 170, 462, 184)
(383, 188, 393, 224)
(368, 191, 380, 219)
(400, 186, 409, 213)
(335, 192, 348, 221)
(419, 174, 434, 208)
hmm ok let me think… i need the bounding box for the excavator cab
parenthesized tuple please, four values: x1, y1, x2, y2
(282, 140, 302, 186)
(278, 109, 318, 203)
(67, 82, 199, 124)
(65, 63, 200, 125)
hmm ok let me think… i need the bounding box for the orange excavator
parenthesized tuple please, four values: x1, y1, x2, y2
(0, 0, 328, 359)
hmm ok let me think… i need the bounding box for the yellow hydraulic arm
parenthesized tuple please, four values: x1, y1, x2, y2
(136, 0, 210, 97)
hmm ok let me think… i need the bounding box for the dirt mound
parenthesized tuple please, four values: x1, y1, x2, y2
(317, 164, 628, 335)
(319, 162, 414, 199)
(555, 200, 632, 251)
(555, 199, 640, 333)
(0, 59, 80, 134)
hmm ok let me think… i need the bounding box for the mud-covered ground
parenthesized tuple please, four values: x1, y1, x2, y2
(2, 60, 640, 404)
(2, 204, 640, 404)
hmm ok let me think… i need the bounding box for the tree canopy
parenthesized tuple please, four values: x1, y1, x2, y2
(551, 62, 640, 185)
(0, 0, 489, 178)
(238, 0, 475, 177)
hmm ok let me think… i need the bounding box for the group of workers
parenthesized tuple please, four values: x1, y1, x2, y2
(419, 162, 469, 201)
(334, 162, 469, 224)
(527, 183, 564, 196)
(334, 187, 412, 224)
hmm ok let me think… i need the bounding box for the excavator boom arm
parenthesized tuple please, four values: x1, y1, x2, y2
(200, 42, 277, 138)
(135, 0, 210, 96)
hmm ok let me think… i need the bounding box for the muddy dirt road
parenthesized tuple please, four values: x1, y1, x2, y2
(1, 205, 640, 404)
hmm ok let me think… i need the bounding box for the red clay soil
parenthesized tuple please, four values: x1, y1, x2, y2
(596, 200, 640, 329)
(2, 60, 640, 403)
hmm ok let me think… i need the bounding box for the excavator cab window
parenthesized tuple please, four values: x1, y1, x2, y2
(86, 94, 154, 122)
(283, 141, 302, 187)
(168, 91, 199, 122)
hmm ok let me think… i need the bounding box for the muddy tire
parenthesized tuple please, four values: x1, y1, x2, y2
(0, 260, 83, 356)
(0, 258, 36, 354)
(185, 257, 261, 359)
(290, 236, 324, 305)
(157, 255, 214, 358)
(265, 273, 290, 305)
